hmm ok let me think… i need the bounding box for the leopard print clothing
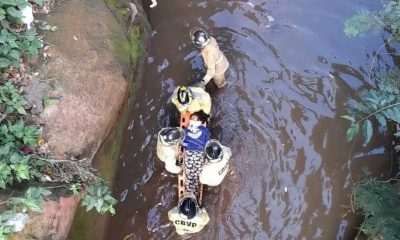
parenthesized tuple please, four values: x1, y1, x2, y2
(184, 150, 206, 198)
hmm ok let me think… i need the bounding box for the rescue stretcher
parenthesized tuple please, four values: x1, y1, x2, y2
(177, 112, 204, 207)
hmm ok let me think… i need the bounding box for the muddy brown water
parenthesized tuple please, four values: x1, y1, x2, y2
(104, 0, 394, 239)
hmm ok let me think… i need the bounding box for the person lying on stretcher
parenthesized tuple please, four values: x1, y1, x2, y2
(156, 114, 231, 187)
(156, 111, 209, 176)
(180, 111, 210, 198)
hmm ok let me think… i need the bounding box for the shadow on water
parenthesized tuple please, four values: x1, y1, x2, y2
(104, 0, 394, 239)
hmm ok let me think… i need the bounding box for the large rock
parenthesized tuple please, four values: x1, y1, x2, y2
(38, 0, 129, 159)
(10, 195, 80, 240)
(10, 0, 133, 239)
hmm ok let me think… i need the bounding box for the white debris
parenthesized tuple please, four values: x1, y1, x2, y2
(284, 186, 288, 192)
(150, 0, 157, 8)
(129, 2, 137, 24)
(40, 174, 52, 182)
(246, 1, 255, 7)
(5, 213, 30, 232)
(21, 3, 33, 29)
(157, 59, 170, 73)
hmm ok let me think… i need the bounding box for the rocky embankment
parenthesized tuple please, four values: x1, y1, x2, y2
(9, 0, 148, 239)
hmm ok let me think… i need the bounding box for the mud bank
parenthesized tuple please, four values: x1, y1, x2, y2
(9, 0, 149, 239)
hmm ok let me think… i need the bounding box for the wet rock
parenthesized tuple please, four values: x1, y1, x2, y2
(38, 0, 128, 159)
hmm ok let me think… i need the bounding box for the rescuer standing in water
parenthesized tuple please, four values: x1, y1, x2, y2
(190, 28, 230, 88)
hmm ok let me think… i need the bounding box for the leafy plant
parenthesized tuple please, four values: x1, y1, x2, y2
(81, 181, 117, 215)
(0, 152, 34, 189)
(342, 71, 400, 145)
(0, 0, 28, 22)
(0, 162, 12, 188)
(344, 0, 400, 41)
(8, 187, 51, 213)
(0, 114, 41, 190)
(344, 11, 383, 38)
(0, 119, 42, 148)
(353, 179, 400, 239)
(33, 0, 44, 6)
(0, 83, 27, 115)
(0, 1, 117, 239)
(0, 0, 43, 70)
(17, 28, 43, 57)
(69, 182, 81, 195)
(22, 125, 41, 148)
(0, 187, 49, 238)
(9, 152, 31, 182)
(0, 211, 20, 239)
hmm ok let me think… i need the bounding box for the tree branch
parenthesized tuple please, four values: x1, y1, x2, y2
(367, 34, 392, 84)
(33, 155, 100, 184)
(357, 102, 400, 124)
(0, 191, 14, 205)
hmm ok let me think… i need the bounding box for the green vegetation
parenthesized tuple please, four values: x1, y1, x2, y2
(0, 1, 118, 238)
(353, 180, 400, 240)
(0, 0, 43, 70)
(116, 7, 129, 17)
(129, 26, 141, 64)
(343, 0, 400, 239)
(7, 187, 51, 213)
(0, 83, 28, 115)
(113, 25, 142, 65)
(81, 181, 117, 214)
(0, 187, 50, 239)
(104, 0, 119, 7)
(342, 71, 400, 146)
(0, 84, 117, 238)
(344, 1, 400, 41)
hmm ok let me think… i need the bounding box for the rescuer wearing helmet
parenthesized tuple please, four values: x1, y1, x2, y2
(200, 140, 232, 186)
(181, 112, 210, 197)
(156, 127, 182, 174)
(171, 85, 212, 115)
(190, 28, 230, 88)
(168, 192, 210, 235)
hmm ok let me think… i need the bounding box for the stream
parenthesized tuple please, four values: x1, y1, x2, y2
(105, 0, 394, 239)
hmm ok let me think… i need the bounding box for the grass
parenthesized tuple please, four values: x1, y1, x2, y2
(129, 26, 142, 65)
(104, 0, 119, 7)
(116, 8, 129, 17)
(113, 26, 142, 66)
